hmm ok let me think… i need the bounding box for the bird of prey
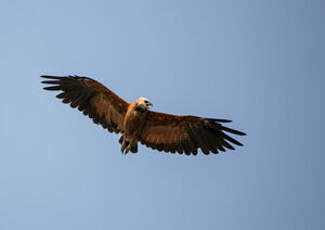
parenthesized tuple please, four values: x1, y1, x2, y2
(41, 75, 246, 155)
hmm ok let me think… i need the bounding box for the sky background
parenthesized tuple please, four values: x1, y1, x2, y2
(1, 0, 324, 229)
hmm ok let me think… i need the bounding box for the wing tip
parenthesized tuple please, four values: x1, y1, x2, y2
(236, 131, 247, 136)
(40, 75, 62, 79)
(221, 126, 247, 136)
(43, 86, 60, 91)
(207, 118, 232, 123)
(206, 118, 246, 135)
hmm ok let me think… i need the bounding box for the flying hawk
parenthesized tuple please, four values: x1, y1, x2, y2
(41, 75, 246, 155)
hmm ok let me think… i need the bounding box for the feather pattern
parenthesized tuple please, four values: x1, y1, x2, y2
(139, 112, 246, 155)
(41, 75, 129, 134)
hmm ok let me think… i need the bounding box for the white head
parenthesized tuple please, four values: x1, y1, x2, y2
(135, 96, 153, 110)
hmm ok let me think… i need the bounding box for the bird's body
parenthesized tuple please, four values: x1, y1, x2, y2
(41, 75, 246, 155)
(121, 101, 148, 153)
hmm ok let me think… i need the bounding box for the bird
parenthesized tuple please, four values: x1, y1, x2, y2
(41, 75, 246, 155)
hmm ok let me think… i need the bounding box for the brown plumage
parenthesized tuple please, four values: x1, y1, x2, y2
(41, 75, 246, 155)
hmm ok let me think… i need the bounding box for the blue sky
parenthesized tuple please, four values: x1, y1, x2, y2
(1, 0, 324, 229)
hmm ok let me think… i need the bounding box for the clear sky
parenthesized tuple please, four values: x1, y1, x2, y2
(1, 0, 324, 229)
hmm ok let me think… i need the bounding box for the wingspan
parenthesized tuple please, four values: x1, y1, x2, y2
(41, 75, 129, 133)
(139, 111, 246, 155)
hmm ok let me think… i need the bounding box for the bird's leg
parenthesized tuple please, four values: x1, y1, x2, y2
(125, 141, 137, 154)
(120, 138, 130, 155)
(125, 145, 131, 154)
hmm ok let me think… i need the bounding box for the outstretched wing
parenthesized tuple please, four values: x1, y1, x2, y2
(139, 111, 246, 155)
(41, 75, 129, 133)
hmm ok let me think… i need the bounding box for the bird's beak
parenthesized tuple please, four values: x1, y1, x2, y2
(148, 102, 153, 107)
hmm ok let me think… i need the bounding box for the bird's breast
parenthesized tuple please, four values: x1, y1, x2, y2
(124, 107, 147, 139)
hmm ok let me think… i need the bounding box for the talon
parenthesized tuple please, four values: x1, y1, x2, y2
(120, 138, 130, 155)
(125, 145, 131, 154)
